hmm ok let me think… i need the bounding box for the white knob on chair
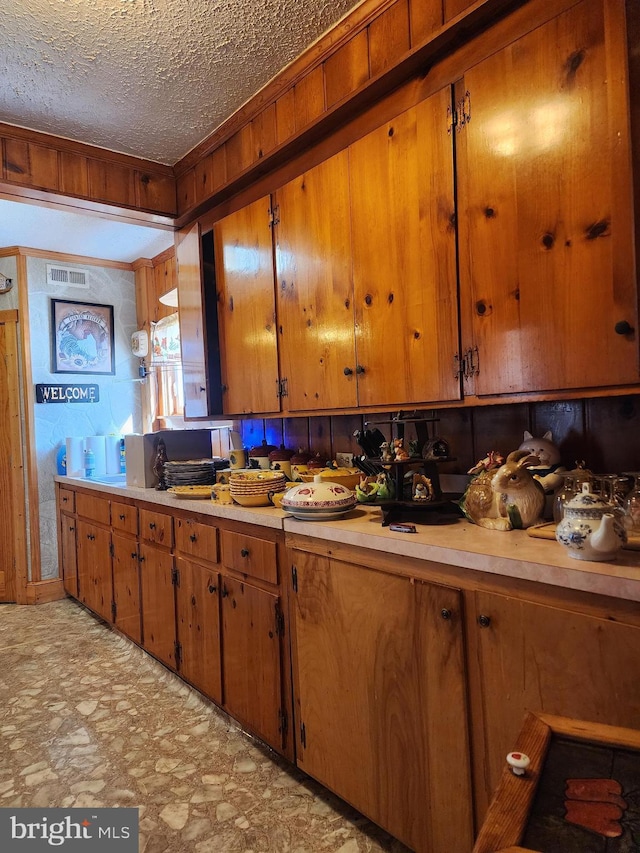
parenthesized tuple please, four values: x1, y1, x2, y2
(506, 752, 531, 776)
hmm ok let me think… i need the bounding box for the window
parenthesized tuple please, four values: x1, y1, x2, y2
(151, 312, 184, 419)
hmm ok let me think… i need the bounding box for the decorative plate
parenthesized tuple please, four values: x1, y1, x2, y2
(168, 485, 213, 499)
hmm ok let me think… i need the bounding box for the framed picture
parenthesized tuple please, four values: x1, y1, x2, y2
(474, 712, 640, 853)
(51, 298, 115, 375)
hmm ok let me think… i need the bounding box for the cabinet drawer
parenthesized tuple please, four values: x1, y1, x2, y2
(175, 518, 219, 563)
(59, 487, 76, 513)
(111, 501, 138, 535)
(220, 530, 278, 584)
(139, 508, 173, 547)
(76, 492, 110, 525)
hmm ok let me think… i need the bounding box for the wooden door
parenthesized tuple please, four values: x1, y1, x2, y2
(60, 513, 78, 598)
(221, 575, 284, 751)
(175, 558, 222, 704)
(274, 150, 357, 410)
(139, 542, 176, 669)
(457, 0, 637, 395)
(470, 590, 640, 819)
(112, 532, 142, 644)
(214, 196, 280, 415)
(349, 89, 461, 407)
(290, 551, 473, 853)
(0, 313, 25, 602)
(76, 519, 112, 622)
(176, 221, 209, 417)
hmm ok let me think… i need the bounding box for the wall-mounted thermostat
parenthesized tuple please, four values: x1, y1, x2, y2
(131, 330, 149, 357)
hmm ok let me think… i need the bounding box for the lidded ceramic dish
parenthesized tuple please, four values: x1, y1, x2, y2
(281, 474, 356, 520)
(556, 482, 627, 561)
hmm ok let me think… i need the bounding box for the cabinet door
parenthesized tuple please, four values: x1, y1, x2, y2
(350, 88, 461, 407)
(60, 513, 78, 598)
(274, 150, 357, 410)
(470, 590, 640, 819)
(139, 542, 176, 669)
(176, 221, 209, 417)
(76, 519, 112, 622)
(112, 532, 141, 644)
(221, 575, 285, 751)
(290, 551, 473, 853)
(214, 195, 280, 415)
(175, 558, 222, 704)
(457, 0, 637, 395)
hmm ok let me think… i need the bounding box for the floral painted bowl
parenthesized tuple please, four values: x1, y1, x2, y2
(281, 475, 356, 513)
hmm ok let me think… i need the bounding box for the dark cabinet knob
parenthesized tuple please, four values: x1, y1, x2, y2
(199, 386, 206, 393)
(149, 522, 156, 530)
(240, 548, 249, 558)
(208, 583, 217, 594)
(615, 320, 634, 336)
(131, 552, 137, 560)
(478, 614, 491, 628)
(190, 533, 197, 542)
(343, 366, 353, 376)
(138, 554, 145, 563)
(221, 585, 229, 598)
(119, 513, 125, 520)
(440, 608, 452, 620)
(356, 365, 365, 375)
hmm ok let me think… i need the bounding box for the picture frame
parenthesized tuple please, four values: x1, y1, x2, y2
(473, 712, 640, 853)
(51, 298, 115, 375)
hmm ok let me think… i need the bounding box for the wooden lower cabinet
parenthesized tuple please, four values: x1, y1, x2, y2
(139, 541, 176, 669)
(59, 512, 78, 598)
(111, 532, 142, 644)
(76, 519, 112, 623)
(468, 590, 640, 820)
(221, 574, 287, 752)
(175, 557, 222, 704)
(289, 549, 474, 853)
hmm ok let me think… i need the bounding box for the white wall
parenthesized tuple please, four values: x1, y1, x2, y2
(27, 257, 142, 580)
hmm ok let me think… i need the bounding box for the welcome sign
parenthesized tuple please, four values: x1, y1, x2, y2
(35, 384, 100, 403)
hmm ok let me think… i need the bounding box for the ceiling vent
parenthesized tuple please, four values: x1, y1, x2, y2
(46, 264, 89, 289)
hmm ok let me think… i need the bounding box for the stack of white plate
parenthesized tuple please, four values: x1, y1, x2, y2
(229, 470, 287, 507)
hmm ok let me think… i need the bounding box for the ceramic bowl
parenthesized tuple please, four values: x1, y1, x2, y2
(298, 467, 361, 491)
(281, 476, 357, 512)
(231, 492, 273, 507)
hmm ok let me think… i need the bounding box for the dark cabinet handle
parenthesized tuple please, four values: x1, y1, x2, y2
(240, 548, 249, 558)
(343, 366, 353, 376)
(149, 522, 156, 530)
(119, 513, 126, 521)
(69, 526, 75, 532)
(221, 585, 229, 598)
(62, 497, 68, 503)
(615, 320, 634, 336)
(440, 608, 452, 620)
(478, 614, 491, 628)
(138, 555, 145, 563)
(208, 583, 217, 594)
(131, 552, 137, 560)
(356, 365, 365, 375)
(86, 533, 95, 541)
(190, 533, 197, 542)
(199, 386, 206, 393)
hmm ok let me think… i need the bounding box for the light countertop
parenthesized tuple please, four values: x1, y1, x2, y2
(56, 475, 640, 603)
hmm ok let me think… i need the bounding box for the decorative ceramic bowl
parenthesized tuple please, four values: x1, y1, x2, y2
(281, 475, 357, 516)
(298, 467, 361, 491)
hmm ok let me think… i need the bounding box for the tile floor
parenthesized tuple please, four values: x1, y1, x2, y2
(0, 599, 409, 852)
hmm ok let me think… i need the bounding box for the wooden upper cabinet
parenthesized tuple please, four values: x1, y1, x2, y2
(349, 87, 461, 407)
(176, 221, 209, 418)
(214, 195, 281, 415)
(456, 0, 638, 396)
(274, 150, 357, 411)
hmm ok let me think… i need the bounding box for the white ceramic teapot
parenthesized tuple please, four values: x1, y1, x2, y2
(556, 482, 627, 561)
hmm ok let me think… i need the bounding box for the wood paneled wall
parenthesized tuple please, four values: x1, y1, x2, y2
(173, 0, 518, 222)
(239, 396, 640, 477)
(1, 123, 176, 218)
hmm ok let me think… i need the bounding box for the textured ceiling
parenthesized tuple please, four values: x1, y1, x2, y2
(2, 0, 359, 165)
